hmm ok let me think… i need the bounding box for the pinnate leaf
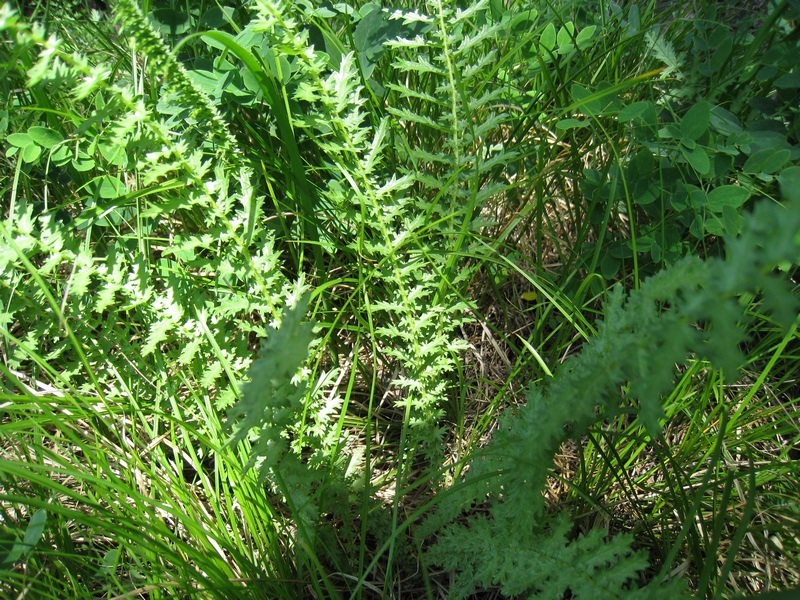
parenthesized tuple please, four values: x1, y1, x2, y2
(227, 295, 315, 476)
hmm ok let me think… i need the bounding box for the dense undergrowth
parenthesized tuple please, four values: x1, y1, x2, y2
(1, 0, 798, 598)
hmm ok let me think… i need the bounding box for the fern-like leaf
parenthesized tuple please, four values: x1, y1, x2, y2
(227, 294, 315, 478)
(426, 195, 800, 597)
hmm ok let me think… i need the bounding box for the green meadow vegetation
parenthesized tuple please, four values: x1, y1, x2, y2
(1, 0, 799, 597)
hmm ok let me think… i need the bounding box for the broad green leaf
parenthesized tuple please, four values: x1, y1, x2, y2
(630, 148, 655, 174)
(664, 123, 681, 140)
(7, 132, 33, 148)
(100, 176, 126, 199)
(22, 509, 46, 549)
(626, 4, 640, 36)
(570, 84, 602, 115)
(650, 240, 662, 262)
(556, 22, 575, 50)
(706, 185, 750, 211)
(539, 22, 556, 52)
(743, 148, 791, 175)
(98, 548, 120, 576)
(241, 68, 261, 95)
(556, 118, 587, 130)
(98, 141, 126, 166)
(633, 182, 658, 206)
(774, 70, 800, 89)
(72, 156, 96, 171)
(710, 153, 733, 179)
(709, 34, 733, 72)
(680, 144, 710, 174)
(670, 186, 689, 211)
(21, 143, 41, 163)
(680, 101, 711, 140)
(358, 2, 378, 17)
(703, 207, 742, 237)
(689, 214, 704, 238)
(199, 6, 235, 29)
(618, 101, 651, 122)
(87, 175, 127, 199)
(509, 8, 537, 32)
(354, 5, 390, 79)
(307, 5, 335, 17)
(0, 535, 24, 570)
(575, 25, 596, 49)
(27, 126, 63, 148)
(202, 32, 234, 52)
(689, 186, 707, 207)
(50, 145, 70, 164)
(600, 252, 620, 279)
(722, 204, 743, 235)
(187, 69, 220, 96)
(634, 236, 655, 251)
(216, 71, 253, 99)
(778, 166, 800, 204)
(0, 509, 46, 569)
(490, 0, 506, 20)
(748, 129, 791, 151)
(710, 106, 742, 135)
(148, 8, 191, 36)
(609, 242, 633, 259)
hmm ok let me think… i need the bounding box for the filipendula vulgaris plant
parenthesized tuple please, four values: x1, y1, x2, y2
(1, 2, 312, 594)
(2, 0, 296, 401)
(423, 176, 800, 598)
(216, 0, 521, 584)
(377, 0, 518, 462)
(218, 0, 445, 571)
(192, 0, 393, 579)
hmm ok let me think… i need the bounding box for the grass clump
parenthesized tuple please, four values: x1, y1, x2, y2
(1, 0, 799, 598)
